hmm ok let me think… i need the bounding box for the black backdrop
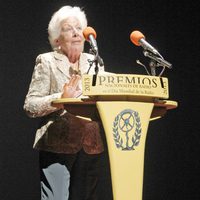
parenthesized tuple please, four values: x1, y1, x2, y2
(1, 0, 200, 199)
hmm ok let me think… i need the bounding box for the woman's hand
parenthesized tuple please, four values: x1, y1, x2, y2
(61, 75, 82, 98)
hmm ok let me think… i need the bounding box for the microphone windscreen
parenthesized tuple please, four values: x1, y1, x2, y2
(130, 30, 145, 46)
(83, 26, 97, 41)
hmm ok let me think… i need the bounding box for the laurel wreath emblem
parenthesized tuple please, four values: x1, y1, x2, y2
(113, 110, 142, 150)
(113, 115, 123, 148)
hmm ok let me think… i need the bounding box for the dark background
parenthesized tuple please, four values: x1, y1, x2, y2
(1, 0, 199, 199)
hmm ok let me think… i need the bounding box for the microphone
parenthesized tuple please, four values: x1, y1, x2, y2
(83, 26, 98, 53)
(83, 26, 104, 67)
(130, 30, 161, 57)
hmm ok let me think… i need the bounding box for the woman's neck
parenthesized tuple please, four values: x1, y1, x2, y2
(63, 47, 82, 63)
(68, 56, 79, 63)
(70, 60, 79, 71)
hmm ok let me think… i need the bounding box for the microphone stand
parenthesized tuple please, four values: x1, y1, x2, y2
(149, 59, 157, 76)
(143, 50, 172, 76)
(141, 50, 172, 103)
(87, 48, 104, 86)
(92, 58, 99, 86)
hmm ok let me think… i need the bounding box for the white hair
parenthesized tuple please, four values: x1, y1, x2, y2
(48, 6, 87, 49)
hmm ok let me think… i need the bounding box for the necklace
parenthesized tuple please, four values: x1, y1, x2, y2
(69, 61, 81, 76)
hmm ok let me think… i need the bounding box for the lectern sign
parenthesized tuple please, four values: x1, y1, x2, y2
(82, 74, 169, 99)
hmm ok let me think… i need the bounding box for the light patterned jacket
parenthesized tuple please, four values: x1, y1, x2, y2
(24, 51, 105, 153)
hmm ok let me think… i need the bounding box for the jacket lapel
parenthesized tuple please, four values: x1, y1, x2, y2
(53, 51, 70, 78)
(53, 51, 91, 77)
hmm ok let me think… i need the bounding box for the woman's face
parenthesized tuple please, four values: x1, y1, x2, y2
(56, 17, 85, 60)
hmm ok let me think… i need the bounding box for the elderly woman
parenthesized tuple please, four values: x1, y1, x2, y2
(24, 6, 110, 200)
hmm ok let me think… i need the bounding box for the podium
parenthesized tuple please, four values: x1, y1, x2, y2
(53, 74, 177, 200)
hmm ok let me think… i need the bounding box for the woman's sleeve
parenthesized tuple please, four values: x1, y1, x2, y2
(24, 54, 62, 118)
